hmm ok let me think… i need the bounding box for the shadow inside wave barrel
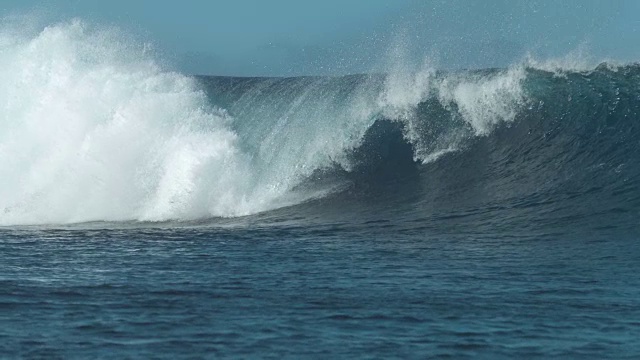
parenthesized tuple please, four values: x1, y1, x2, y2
(266, 64, 640, 237)
(345, 119, 420, 190)
(192, 65, 640, 238)
(261, 119, 423, 225)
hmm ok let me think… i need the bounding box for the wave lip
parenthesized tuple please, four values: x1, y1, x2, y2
(200, 61, 640, 234)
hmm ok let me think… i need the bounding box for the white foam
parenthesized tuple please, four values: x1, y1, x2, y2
(436, 66, 528, 135)
(0, 20, 269, 225)
(374, 53, 528, 162)
(0, 19, 537, 225)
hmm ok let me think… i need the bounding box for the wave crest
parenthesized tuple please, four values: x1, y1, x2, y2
(2, 19, 639, 226)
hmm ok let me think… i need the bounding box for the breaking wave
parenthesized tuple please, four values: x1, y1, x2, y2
(1, 20, 639, 230)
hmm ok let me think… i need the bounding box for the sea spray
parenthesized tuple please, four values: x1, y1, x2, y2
(4, 19, 634, 226)
(0, 21, 260, 224)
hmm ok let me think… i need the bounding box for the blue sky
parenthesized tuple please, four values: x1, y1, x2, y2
(2, 1, 640, 76)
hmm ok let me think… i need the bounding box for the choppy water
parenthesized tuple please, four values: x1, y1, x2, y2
(2, 225, 639, 358)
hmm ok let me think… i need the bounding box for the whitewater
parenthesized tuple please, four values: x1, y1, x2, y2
(2, 19, 640, 359)
(0, 20, 534, 225)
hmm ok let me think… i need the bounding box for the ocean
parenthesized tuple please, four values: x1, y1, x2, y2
(1, 21, 639, 358)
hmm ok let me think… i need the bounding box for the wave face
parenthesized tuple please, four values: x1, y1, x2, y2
(1, 21, 640, 231)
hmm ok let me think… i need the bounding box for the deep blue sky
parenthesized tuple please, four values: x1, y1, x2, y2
(2, 1, 640, 76)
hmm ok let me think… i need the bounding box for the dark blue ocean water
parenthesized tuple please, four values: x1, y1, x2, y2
(1, 223, 639, 359)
